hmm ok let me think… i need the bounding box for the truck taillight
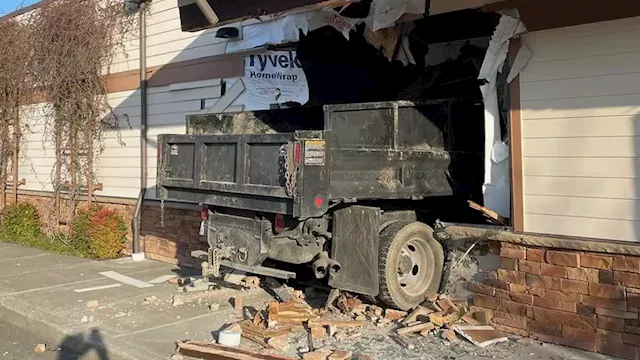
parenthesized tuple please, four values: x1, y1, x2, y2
(294, 142, 301, 165)
(200, 206, 208, 220)
(274, 214, 285, 233)
(157, 143, 161, 158)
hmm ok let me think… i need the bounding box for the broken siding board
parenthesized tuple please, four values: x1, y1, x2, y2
(525, 195, 640, 222)
(523, 137, 640, 158)
(522, 116, 640, 138)
(524, 177, 640, 201)
(524, 213, 640, 243)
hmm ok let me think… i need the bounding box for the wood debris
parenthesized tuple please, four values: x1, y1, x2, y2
(452, 325, 509, 348)
(336, 294, 364, 314)
(468, 200, 508, 226)
(401, 306, 433, 325)
(268, 300, 316, 326)
(178, 341, 297, 360)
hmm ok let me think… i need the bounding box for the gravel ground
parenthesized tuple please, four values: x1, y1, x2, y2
(0, 322, 58, 360)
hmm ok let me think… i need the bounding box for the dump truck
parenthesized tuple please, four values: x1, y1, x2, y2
(156, 100, 483, 310)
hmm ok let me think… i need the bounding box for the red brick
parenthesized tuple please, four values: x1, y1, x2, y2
(599, 270, 615, 285)
(501, 257, 518, 270)
(581, 254, 614, 270)
(493, 315, 527, 329)
(498, 269, 525, 285)
(533, 297, 577, 313)
(597, 339, 639, 360)
(495, 290, 533, 304)
(567, 267, 599, 282)
(519, 260, 541, 274)
(577, 304, 596, 317)
(509, 283, 527, 293)
(615, 271, 640, 286)
(526, 319, 562, 337)
(613, 256, 640, 273)
(628, 294, 640, 308)
(582, 296, 628, 311)
(561, 279, 589, 294)
(597, 329, 624, 343)
(540, 263, 567, 278)
(474, 295, 498, 310)
(526, 274, 562, 290)
(627, 319, 640, 327)
(499, 299, 529, 317)
(501, 247, 526, 260)
(467, 281, 495, 296)
(595, 307, 638, 319)
(502, 243, 526, 250)
(588, 282, 626, 300)
(532, 307, 595, 330)
(623, 333, 640, 346)
(562, 326, 596, 343)
(525, 286, 546, 297)
(558, 338, 597, 352)
(527, 248, 546, 262)
(493, 324, 529, 337)
(625, 325, 640, 335)
(546, 251, 580, 267)
(545, 289, 582, 303)
(598, 315, 625, 332)
(529, 333, 561, 344)
(473, 309, 493, 324)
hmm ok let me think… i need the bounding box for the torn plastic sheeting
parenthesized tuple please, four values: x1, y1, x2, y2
(368, 0, 426, 32)
(225, 12, 313, 53)
(507, 44, 532, 83)
(478, 14, 526, 218)
(308, 8, 360, 39)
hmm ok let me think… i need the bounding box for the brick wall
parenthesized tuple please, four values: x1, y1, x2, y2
(469, 243, 640, 360)
(4, 193, 207, 267)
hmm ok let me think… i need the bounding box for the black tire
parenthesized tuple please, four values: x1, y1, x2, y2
(377, 221, 444, 310)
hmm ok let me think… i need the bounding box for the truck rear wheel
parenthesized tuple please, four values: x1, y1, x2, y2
(377, 221, 444, 310)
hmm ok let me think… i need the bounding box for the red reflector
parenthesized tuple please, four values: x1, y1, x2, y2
(294, 142, 301, 165)
(157, 143, 162, 158)
(200, 206, 208, 220)
(274, 214, 285, 233)
(314, 196, 323, 208)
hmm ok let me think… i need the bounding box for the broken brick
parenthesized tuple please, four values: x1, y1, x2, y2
(267, 336, 290, 352)
(441, 329, 458, 342)
(384, 309, 408, 321)
(310, 326, 326, 338)
(497, 269, 525, 285)
(233, 296, 243, 310)
(328, 350, 353, 360)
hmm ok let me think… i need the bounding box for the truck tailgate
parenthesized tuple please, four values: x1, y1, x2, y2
(157, 133, 295, 214)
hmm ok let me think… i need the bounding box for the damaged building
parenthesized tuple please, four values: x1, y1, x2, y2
(5, 0, 640, 357)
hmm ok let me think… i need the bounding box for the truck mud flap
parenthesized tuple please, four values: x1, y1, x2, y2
(329, 206, 380, 296)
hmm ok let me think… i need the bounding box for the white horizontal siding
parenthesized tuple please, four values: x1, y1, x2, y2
(520, 16, 640, 242)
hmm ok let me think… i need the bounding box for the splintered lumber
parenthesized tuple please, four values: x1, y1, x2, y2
(178, 341, 297, 360)
(452, 325, 509, 348)
(268, 301, 315, 325)
(468, 200, 508, 226)
(238, 320, 293, 339)
(401, 306, 433, 325)
(397, 322, 435, 335)
(307, 319, 364, 328)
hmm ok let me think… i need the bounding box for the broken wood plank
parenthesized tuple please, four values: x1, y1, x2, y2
(178, 341, 297, 360)
(468, 200, 508, 226)
(397, 322, 435, 335)
(307, 320, 364, 328)
(268, 300, 315, 325)
(401, 306, 433, 325)
(238, 320, 292, 339)
(452, 325, 509, 348)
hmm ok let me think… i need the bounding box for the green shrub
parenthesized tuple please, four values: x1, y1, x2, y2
(86, 208, 127, 259)
(1, 203, 41, 241)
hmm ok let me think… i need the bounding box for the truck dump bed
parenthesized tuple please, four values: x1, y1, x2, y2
(157, 100, 483, 218)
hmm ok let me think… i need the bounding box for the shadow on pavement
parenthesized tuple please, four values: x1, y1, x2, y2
(57, 328, 109, 360)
